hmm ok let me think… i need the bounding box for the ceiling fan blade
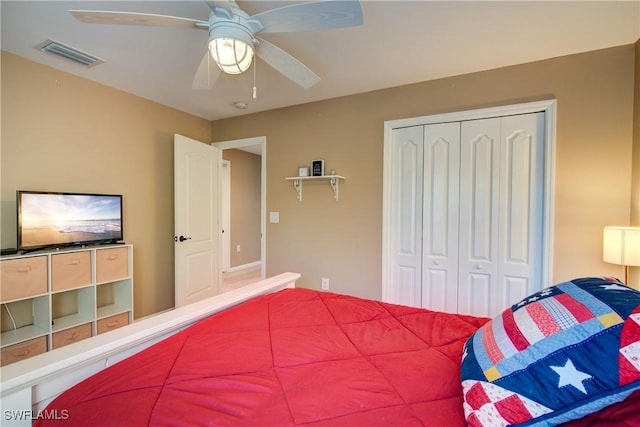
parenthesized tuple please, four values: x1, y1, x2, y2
(69, 10, 208, 30)
(192, 52, 221, 90)
(256, 37, 320, 88)
(251, 0, 363, 34)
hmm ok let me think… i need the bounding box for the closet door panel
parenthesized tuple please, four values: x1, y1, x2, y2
(458, 273, 492, 316)
(422, 122, 460, 312)
(459, 118, 501, 317)
(502, 276, 529, 311)
(389, 126, 424, 307)
(498, 112, 545, 309)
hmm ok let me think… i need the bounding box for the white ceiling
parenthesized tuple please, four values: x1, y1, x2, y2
(2, 1, 639, 121)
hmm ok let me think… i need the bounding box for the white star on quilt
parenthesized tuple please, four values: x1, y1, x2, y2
(601, 283, 631, 291)
(540, 289, 553, 297)
(550, 359, 592, 394)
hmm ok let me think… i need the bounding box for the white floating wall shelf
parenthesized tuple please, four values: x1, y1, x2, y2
(285, 175, 346, 201)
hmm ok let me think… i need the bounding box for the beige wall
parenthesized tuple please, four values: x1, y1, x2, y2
(631, 39, 640, 285)
(634, 40, 640, 225)
(1, 52, 211, 319)
(212, 45, 638, 298)
(1, 43, 638, 318)
(222, 149, 261, 268)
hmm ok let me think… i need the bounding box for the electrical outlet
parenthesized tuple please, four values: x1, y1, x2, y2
(236, 245, 241, 252)
(321, 277, 329, 290)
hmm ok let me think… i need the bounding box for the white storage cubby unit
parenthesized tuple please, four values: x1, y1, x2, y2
(0, 244, 133, 366)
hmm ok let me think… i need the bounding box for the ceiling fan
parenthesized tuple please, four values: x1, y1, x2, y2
(69, 0, 363, 90)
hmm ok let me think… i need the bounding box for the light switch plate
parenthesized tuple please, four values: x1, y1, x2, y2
(269, 212, 280, 223)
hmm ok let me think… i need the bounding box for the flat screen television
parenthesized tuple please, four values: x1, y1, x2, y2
(17, 190, 123, 252)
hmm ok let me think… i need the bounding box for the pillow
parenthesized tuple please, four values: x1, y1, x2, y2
(461, 277, 640, 426)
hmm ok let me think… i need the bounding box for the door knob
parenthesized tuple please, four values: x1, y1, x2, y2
(175, 235, 192, 242)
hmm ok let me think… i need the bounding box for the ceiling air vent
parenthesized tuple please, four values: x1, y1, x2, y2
(37, 39, 104, 67)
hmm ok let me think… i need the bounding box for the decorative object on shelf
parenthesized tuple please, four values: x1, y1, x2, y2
(298, 166, 309, 177)
(285, 175, 345, 202)
(311, 159, 324, 177)
(603, 226, 640, 285)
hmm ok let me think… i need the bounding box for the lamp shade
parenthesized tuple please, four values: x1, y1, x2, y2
(209, 37, 253, 75)
(603, 226, 640, 266)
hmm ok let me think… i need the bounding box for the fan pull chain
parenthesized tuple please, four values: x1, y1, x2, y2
(253, 57, 257, 99)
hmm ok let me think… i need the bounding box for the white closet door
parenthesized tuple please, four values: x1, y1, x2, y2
(383, 101, 554, 316)
(457, 113, 544, 317)
(389, 126, 424, 307)
(497, 112, 545, 310)
(422, 122, 460, 313)
(458, 118, 502, 316)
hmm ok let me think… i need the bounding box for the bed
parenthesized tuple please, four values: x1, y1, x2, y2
(20, 276, 640, 425)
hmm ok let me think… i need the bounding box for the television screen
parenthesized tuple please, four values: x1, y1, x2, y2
(17, 191, 123, 251)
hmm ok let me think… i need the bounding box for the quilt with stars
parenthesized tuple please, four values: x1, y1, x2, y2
(461, 277, 640, 426)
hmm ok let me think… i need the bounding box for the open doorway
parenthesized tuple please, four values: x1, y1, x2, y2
(212, 137, 266, 293)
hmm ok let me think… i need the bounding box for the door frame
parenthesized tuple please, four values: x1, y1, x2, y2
(212, 136, 267, 280)
(221, 159, 231, 272)
(381, 100, 557, 303)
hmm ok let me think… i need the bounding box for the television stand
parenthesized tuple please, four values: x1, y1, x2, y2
(0, 244, 134, 366)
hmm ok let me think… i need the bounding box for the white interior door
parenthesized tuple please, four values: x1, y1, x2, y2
(457, 118, 502, 316)
(383, 103, 552, 318)
(174, 134, 221, 308)
(496, 112, 545, 310)
(456, 113, 545, 317)
(388, 126, 423, 307)
(422, 122, 460, 313)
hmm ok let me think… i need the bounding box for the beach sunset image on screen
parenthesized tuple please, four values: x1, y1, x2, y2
(19, 192, 122, 249)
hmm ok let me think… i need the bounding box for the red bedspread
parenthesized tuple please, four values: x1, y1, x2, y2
(36, 288, 489, 426)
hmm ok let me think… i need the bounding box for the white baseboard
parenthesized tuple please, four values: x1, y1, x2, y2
(224, 260, 262, 273)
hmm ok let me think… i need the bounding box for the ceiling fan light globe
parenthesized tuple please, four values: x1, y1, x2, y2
(209, 37, 253, 75)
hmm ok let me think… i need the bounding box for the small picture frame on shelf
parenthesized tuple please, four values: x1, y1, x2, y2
(298, 166, 309, 177)
(311, 159, 324, 177)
